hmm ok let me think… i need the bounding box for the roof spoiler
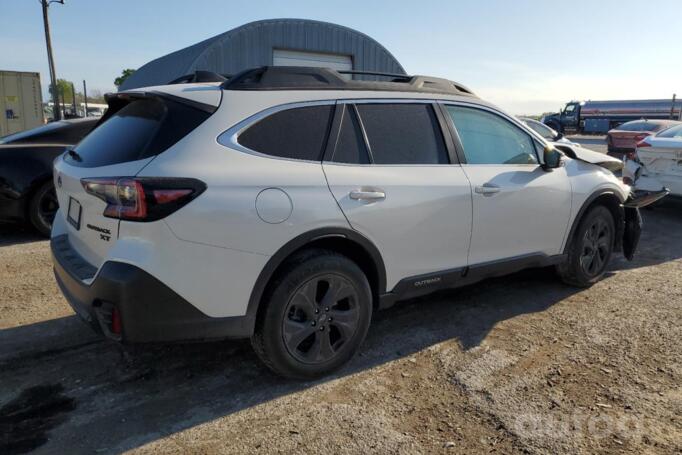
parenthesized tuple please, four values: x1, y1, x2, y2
(101, 90, 218, 125)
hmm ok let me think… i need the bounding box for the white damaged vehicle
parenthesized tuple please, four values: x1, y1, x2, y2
(554, 142, 669, 206)
(51, 67, 667, 378)
(626, 124, 682, 197)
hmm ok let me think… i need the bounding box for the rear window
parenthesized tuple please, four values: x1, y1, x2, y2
(658, 124, 682, 138)
(356, 104, 448, 164)
(238, 105, 334, 161)
(618, 121, 659, 132)
(66, 97, 210, 168)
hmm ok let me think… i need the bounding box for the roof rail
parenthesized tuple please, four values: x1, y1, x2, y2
(337, 70, 411, 81)
(219, 66, 476, 97)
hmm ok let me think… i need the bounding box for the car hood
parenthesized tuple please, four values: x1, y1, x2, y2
(553, 138, 582, 147)
(555, 144, 623, 172)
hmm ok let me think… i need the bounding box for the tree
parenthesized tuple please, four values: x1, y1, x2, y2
(114, 69, 136, 88)
(87, 89, 105, 103)
(48, 79, 75, 104)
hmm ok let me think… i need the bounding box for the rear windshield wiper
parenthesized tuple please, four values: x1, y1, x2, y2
(66, 148, 82, 162)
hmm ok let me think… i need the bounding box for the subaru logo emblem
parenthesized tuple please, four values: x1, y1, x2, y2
(57, 175, 62, 188)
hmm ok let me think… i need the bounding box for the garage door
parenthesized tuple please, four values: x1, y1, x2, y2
(273, 49, 352, 75)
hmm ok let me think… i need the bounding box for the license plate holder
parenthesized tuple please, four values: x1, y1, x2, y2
(67, 197, 82, 230)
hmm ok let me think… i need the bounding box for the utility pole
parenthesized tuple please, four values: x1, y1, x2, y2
(70, 81, 76, 116)
(671, 94, 677, 120)
(40, 0, 64, 121)
(83, 80, 88, 117)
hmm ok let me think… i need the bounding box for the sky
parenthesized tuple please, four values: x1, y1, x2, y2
(1, 0, 681, 115)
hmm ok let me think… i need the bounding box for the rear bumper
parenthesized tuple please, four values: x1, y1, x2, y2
(51, 234, 253, 342)
(624, 188, 670, 208)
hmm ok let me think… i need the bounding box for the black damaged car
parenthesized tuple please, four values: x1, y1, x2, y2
(0, 118, 98, 236)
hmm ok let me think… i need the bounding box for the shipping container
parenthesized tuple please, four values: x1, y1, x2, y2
(0, 70, 44, 137)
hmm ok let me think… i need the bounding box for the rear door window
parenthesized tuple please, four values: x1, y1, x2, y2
(355, 103, 448, 164)
(238, 105, 334, 161)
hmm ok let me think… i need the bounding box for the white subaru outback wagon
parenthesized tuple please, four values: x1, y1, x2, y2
(51, 67, 663, 378)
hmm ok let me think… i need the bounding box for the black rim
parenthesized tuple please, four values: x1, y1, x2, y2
(38, 187, 59, 227)
(282, 274, 360, 364)
(580, 217, 611, 276)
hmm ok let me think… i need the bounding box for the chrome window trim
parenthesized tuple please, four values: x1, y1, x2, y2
(338, 98, 439, 105)
(216, 96, 547, 166)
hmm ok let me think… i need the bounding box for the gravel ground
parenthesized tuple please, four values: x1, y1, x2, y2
(1, 174, 681, 454)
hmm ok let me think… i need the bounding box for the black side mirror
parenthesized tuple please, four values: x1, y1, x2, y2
(542, 145, 562, 170)
(555, 132, 564, 140)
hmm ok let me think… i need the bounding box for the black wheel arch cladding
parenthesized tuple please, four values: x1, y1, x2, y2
(564, 189, 625, 255)
(245, 227, 386, 334)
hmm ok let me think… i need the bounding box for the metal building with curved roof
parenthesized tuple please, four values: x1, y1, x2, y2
(119, 18, 406, 91)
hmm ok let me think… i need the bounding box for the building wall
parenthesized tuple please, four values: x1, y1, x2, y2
(120, 19, 405, 90)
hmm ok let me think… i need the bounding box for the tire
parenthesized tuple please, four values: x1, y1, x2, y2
(557, 205, 615, 287)
(28, 180, 58, 237)
(251, 249, 373, 379)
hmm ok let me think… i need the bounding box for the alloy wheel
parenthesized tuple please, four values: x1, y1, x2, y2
(38, 187, 59, 227)
(282, 274, 360, 364)
(580, 217, 611, 276)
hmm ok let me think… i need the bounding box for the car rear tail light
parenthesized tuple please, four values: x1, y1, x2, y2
(81, 177, 206, 221)
(111, 306, 122, 335)
(634, 133, 651, 142)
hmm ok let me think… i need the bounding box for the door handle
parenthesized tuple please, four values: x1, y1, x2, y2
(474, 183, 501, 196)
(350, 188, 386, 201)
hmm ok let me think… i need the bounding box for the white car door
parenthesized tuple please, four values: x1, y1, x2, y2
(322, 102, 472, 292)
(443, 104, 572, 265)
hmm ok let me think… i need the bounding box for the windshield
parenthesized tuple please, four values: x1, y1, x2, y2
(0, 121, 66, 144)
(522, 119, 556, 140)
(657, 124, 682, 138)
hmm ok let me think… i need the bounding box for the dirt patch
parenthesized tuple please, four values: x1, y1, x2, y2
(0, 384, 76, 455)
(0, 201, 681, 454)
